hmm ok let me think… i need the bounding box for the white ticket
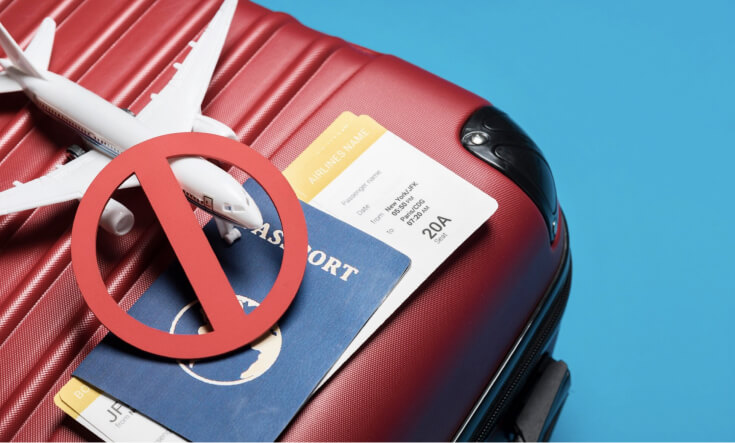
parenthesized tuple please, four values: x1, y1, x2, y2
(55, 377, 183, 442)
(284, 112, 498, 384)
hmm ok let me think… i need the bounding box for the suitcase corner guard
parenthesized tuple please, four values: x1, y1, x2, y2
(460, 106, 559, 242)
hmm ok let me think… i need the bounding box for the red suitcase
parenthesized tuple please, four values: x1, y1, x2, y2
(0, 0, 571, 441)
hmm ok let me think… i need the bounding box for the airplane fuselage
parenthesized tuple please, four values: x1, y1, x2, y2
(21, 71, 149, 156)
(5, 66, 262, 230)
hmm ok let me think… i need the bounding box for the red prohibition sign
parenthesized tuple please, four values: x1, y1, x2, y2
(71, 133, 308, 360)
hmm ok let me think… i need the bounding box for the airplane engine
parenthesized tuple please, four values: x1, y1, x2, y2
(99, 198, 134, 236)
(191, 114, 238, 141)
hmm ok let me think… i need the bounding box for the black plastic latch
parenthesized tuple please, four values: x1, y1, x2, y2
(461, 106, 558, 242)
(513, 358, 571, 442)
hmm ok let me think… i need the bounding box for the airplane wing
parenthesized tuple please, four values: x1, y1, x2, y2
(135, 0, 237, 136)
(0, 150, 138, 215)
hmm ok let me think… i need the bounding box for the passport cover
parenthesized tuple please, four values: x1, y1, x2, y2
(74, 180, 410, 441)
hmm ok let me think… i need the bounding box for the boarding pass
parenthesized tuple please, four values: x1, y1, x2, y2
(283, 111, 498, 384)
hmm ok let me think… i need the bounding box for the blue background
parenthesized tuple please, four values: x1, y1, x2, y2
(256, 1, 735, 440)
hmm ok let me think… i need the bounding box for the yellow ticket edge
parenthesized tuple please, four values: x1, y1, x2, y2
(284, 112, 386, 202)
(55, 376, 101, 420)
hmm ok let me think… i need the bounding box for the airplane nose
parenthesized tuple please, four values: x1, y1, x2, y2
(236, 190, 263, 229)
(239, 206, 263, 229)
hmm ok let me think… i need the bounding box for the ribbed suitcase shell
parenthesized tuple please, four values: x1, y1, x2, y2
(0, 0, 567, 440)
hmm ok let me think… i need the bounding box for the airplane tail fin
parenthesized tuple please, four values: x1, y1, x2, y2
(0, 17, 55, 81)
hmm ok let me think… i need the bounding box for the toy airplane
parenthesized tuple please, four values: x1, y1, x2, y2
(0, 0, 262, 245)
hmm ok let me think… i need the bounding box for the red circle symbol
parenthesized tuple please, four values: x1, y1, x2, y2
(71, 133, 308, 359)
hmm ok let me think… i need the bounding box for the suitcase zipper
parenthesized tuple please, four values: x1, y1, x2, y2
(473, 269, 571, 441)
(454, 232, 571, 442)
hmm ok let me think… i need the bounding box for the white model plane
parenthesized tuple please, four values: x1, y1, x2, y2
(0, 0, 262, 244)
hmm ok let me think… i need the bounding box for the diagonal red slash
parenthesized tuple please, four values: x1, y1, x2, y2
(134, 153, 244, 331)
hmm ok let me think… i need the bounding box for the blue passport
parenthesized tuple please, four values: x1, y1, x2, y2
(74, 180, 410, 441)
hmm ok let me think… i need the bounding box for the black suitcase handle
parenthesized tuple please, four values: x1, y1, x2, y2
(512, 358, 571, 442)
